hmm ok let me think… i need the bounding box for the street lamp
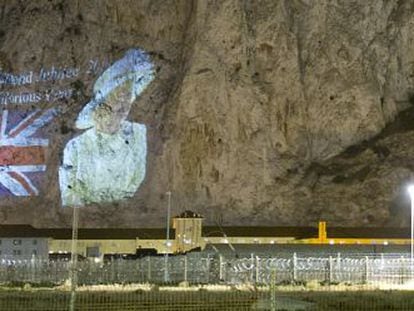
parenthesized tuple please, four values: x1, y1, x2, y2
(69, 206, 80, 311)
(166, 191, 172, 248)
(164, 191, 172, 283)
(408, 185, 414, 266)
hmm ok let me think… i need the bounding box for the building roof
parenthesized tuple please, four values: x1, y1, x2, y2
(0, 225, 46, 238)
(203, 226, 412, 239)
(327, 227, 411, 239)
(0, 224, 410, 240)
(0, 225, 174, 240)
(202, 226, 318, 238)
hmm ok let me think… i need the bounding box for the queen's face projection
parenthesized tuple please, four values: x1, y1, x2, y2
(59, 49, 155, 206)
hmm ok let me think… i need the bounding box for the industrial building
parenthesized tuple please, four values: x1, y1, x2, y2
(0, 211, 411, 260)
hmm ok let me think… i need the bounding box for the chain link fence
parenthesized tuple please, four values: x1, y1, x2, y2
(2, 252, 414, 286)
(224, 253, 414, 286)
(1, 253, 414, 310)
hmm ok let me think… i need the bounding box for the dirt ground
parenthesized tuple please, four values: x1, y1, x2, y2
(1, 286, 414, 310)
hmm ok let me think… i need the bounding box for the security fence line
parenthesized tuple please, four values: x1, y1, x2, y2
(1, 253, 414, 286)
(224, 253, 414, 285)
(2, 253, 414, 310)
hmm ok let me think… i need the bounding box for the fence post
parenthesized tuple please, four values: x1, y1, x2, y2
(206, 254, 210, 283)
(219, 255, 224, 281)
(329, 256, 333, 283)
(292, 253, 297, 282)
(110, 257, 115, 282)
(250, 253, 255, 283)
(30, 256, 35, 283)
(365, 256, 369, 284)
(337, 253, 341, 282)
(270, 268, 276, 311)
(255, 255, 260, 284)
(147, 256, 151, 282)
(337, 253, 341, 273)
(184, 255, 188, 283)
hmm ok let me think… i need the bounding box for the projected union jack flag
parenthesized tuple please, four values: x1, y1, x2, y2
(0, 109, 57, 196)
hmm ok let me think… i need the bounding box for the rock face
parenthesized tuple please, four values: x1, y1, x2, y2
(1, 0, 414, 227)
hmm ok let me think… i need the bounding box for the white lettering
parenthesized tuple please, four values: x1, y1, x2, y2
(0, 57, 109, 107)
(0, 88, 75, 105)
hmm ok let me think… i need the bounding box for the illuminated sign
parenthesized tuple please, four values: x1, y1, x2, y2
(59, 48, 155, 206)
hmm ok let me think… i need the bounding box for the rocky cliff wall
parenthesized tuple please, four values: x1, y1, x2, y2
(1, 0, 414, 227)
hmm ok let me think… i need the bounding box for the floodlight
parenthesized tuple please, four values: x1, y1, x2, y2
(408, 185, 414, 197)
(408, 185, 414, 268)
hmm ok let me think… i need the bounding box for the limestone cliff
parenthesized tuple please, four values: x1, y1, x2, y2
(1, 0, 414, 227)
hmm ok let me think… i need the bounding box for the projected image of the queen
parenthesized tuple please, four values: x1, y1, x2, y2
(59, 49, 155, 206)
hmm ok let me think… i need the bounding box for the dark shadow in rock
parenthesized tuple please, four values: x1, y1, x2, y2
(341, 105, 414, 159)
